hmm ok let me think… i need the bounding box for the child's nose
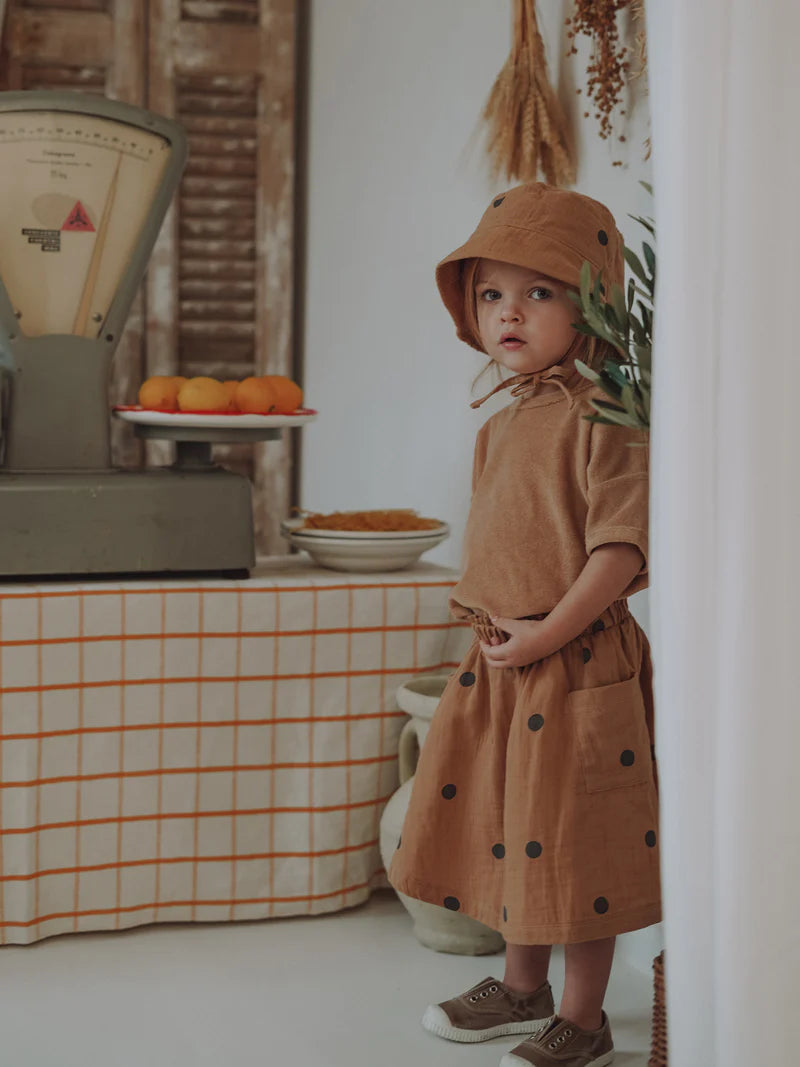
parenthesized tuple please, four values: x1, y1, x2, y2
(500, 299, 522, 321)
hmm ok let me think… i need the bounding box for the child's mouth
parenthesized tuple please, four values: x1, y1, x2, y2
(500, 337, 525, 350)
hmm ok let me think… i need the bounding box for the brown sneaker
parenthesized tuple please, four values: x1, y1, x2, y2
(499, 1012, 614, 1066)
(421, 976, 554, 1043)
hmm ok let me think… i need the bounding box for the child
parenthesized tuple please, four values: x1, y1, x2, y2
(388, 182, 660, 1067)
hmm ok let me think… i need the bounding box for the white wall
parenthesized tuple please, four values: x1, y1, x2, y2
(302, 3, 660, 972)
(302, 0, 651, 569)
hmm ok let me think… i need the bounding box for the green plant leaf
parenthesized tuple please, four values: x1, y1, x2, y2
(611, 284, 628, 331)
(574, 359, 602, 384)
(620, 384, 640, 420)
(590, 400, 642, 429)
(580, 261, 591, 306)
(592, 269, 606, 303)
(628, 213, 655, 236)
(629, 317, 646, 346)
(640, 180, 653, 195)
(572, 321, 602, 339)
(627, 278, 636, 311)
(623, 247, 648, 286)
(595, 368, 623, 394)
(642, 242, 656, 280)
(602, 361, 633, 390)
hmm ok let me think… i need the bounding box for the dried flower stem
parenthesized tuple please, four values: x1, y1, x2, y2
(481, 0, 576, 186)
(566, 0, 631, 143)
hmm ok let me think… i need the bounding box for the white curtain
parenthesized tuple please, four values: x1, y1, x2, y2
(646, 2, 800, 1063)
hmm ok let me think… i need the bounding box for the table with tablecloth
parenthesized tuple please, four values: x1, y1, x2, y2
(0, 556, 471, 944)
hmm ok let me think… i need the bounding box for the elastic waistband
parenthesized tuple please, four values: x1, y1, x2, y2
(463, 600, 630, 645)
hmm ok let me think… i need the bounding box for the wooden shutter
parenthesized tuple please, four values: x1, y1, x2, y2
(148, 0, 297, 556)
(0, 0, 298, 556)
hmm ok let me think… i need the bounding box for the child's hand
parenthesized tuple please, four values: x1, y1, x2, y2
(479, 617, 552, 669)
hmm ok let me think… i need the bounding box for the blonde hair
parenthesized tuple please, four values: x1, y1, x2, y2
(460, 256, 621, 393)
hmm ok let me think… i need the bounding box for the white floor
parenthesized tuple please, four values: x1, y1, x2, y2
(0, 890, 654, 1066)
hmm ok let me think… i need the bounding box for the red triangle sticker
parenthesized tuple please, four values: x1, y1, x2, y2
(62, 201, 95, 232)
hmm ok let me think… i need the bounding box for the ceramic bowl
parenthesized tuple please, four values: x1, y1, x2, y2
(279, 519, 450, 573)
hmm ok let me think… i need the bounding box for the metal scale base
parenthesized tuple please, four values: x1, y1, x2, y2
(0, 430, 279, 579)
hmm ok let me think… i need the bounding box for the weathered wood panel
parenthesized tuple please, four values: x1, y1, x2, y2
(150, 1, 298, 547)
(5, 9, 113, 66)
(107, 0, 147, 470)
(20, 64, 105, 90)
(145, 0, 181, 468)
(20, 0, 108, 9)
(182, 0, 258, 22)
(175, 70, 258, 400)
(253, 0, 296, 555)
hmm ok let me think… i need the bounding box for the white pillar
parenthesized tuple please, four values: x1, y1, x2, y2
(647, 2, 800, 1062)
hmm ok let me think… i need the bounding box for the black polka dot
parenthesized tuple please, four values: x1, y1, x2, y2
(591, 619, 606, 633)
(492, 843, 506, 859)
(503, 905, 508, 922)
(444, 896, 460, 911)
(525, 841, 543, 859)
(594, 896, 609, 914)
(582, 647, 592, 664)
(459, 672, 475, 687)
(620, 750, 635, 767)
(441, 784, 457, 799)
(645, 830, 657, 848)
(493, 196, 505, 208)
(598, 229, 609, 245)
(528, 713, 545, 732)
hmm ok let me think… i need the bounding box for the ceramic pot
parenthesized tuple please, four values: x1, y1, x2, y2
(380, 673, 506, 955)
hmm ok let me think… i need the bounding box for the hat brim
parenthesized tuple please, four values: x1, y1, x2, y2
(435, 223, 616, 354)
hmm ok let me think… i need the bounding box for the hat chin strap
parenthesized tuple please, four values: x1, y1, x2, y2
(470, 341, 579, 410)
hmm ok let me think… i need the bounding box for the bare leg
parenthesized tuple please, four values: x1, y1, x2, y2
(503, 943, 552, 993)
(559, 936, 616, 1031)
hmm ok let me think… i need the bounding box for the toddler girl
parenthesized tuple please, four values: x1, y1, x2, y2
(388, 182, 660, 1067)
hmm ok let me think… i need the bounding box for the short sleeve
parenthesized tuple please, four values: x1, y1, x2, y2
(585, 418, 650, 594)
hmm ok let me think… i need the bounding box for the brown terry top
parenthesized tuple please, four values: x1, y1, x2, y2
(449, 374, 649, 621)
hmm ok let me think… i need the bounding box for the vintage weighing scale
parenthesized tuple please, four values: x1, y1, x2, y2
(0, 91, 314, 578)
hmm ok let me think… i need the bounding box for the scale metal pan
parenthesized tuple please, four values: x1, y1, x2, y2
(113, 406, 318, 430)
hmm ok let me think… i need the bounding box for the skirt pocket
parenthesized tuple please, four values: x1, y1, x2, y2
(567, 675, 652, 793)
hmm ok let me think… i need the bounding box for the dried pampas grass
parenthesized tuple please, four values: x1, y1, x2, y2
(629, 0, 648, 88)
(481, 0, 576, 187)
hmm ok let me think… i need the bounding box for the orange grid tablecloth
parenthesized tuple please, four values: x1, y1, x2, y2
(0, 556, 471, 944)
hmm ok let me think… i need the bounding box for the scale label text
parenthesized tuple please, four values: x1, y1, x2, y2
(21, 228, 61, 252)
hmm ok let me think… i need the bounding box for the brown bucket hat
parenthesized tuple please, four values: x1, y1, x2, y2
(436, 182, 625, 354)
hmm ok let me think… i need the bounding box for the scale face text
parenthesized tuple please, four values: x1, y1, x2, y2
(0, 110, 171, 338)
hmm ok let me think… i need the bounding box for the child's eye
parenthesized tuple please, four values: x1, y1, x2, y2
(529, 287, 552, 300)
(479, 288, 501, 302)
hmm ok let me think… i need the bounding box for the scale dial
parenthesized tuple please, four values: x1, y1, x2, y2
(0, 110, 171, 338)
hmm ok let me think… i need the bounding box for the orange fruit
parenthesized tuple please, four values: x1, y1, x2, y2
(261, 375, 303, 413)
(234, 377, 280, 414)
(138, 375, 186, 411)
(177, 377, 230, 412)
(222, 380, 240, 411)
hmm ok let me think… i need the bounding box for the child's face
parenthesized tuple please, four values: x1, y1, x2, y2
(474, 259, 577, 375)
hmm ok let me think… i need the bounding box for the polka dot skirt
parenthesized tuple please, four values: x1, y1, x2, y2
(388, 600, 661, 944)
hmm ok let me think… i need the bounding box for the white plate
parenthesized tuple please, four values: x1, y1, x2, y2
(113, 406, 317, 429)
(280, 518, 449, 541)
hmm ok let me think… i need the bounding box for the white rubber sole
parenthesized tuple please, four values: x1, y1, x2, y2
(500, 1049, 614, 1067)
(421, 1005, 551, 1043)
